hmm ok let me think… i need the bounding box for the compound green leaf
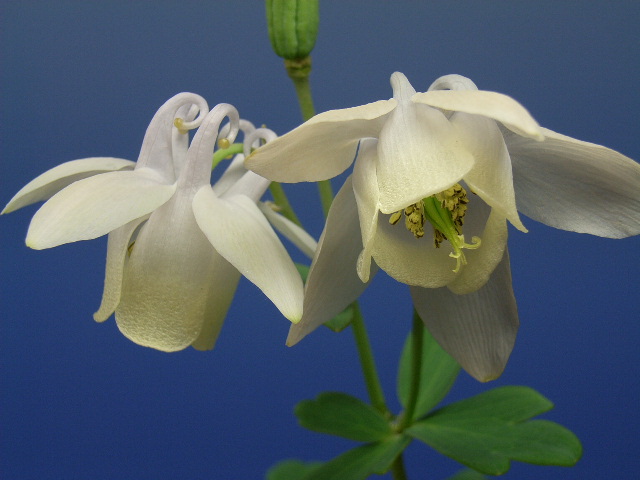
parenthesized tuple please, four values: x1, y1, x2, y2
(303, 435, 411, 480)
(446, 468, 486, 480)
(406, 387, 581, 475)
(266, 459, 321, 480)
(295, 392, 392, 442)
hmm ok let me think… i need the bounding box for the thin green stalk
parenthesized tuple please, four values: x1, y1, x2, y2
(390, 452, 409, 480)
(212, 143, 244, 170)
(350, 303, 389, 416)
(285, 56, 334, 216)
(399, 310, 424, 430)
(269, 182, 303, 227)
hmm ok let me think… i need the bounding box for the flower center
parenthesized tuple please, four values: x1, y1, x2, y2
(389, 183, 481, 273)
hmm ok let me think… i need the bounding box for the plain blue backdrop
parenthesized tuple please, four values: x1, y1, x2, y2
(1, 2, 638, 479)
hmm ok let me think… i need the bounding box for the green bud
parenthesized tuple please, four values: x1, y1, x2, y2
(266, 0, 319, 60)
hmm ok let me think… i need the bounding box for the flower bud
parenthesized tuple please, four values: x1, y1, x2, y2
(266, 0, 319, 60)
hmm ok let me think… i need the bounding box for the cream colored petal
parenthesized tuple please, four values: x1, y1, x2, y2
(371, 210, 457, 288)
(244, 100, 397, 182)
(26, 169, 175, 249)
(447, 206, 509, 295)
(410, 250, 518, 382)
(413, 90, 543, 141)
(2, 157, 135, 214)
(506, 127, 640, 238)
(376, 99, 475, 214)
(452, 113, 526, 232)
(287, 177, 377, 346)
(178, 103, 240, 190)
(222, 169, 271, 203)
(258, 202, 318, 259)
(171, 103, 206, 179)
(136, 92, 208, 181)
(212, 154, 247, 197)
(115, 192, 219, 351)
(351, 139, 381, 282)
(193, 187, 304, 323)
(93, 216, 148, 323)
(190, 252, 241, 351)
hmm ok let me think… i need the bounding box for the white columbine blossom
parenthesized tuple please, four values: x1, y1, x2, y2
(246, 72, 640, 381)
(4, 94, 306, 352)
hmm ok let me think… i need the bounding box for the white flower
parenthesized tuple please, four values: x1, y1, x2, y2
(246, 72, 640, 381)
(4, 94, 306, 352)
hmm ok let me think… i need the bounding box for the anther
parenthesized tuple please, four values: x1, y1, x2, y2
(173, 118, 189, 135)
(217, 138, 231, 149)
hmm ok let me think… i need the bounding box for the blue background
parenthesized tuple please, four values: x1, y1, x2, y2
(1, 2, 638, 479)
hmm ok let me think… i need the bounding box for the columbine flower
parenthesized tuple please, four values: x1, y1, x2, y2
(4, 94, 305, 351)
(246, 72, 640, 381)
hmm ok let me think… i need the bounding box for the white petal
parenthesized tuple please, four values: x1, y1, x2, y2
(136, 92, 209, 181)
(2, 157, 135, 214)
(171, 102, 205, 179)
(178, 103, 240, 190)
(115, 192, 220, 351)
(287, 177, 377, 346)
(413, 90, 543, 141)
(222, 169, 271, 203)
(428, 74, 479, 92)
(244, 100, 397, 182)
(447, 206, 509, 294)
(193, 187, 304, 323)
(93, 216, 148, 323)
(26, 169, 176, 249)
(410, 250, 519, 382)
(351, 139, 381, 282)
(371, 208, 457, 288)
(190, 253, 241, 351)
(452, 113, 526, 232)
(376, 99, 475, 213)
(212, 154, 248, 197)
(506, 127, 640, 238)
(258, 202, 318, 259)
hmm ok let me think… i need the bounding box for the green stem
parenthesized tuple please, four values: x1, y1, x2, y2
(390, 452, 409, 480)
(350, 303, 389, 416)
(399, 310, 424, 429)
(268, 182, 303, 227)
(211, 143, 244, 170)
(285, 56, 334, 217)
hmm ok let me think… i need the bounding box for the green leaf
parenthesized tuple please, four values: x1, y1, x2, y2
(303, 435, 411, 480)
(397, 325, 460, 420)
(426, 386, 554, 423)
(295, 263, 354, 332)
(295, 392, 393, 442)
(446, 468, 486, 480)
(406, 387, 582, 475)
(266, 459, 321, 480)
(323, 304, 356, 332)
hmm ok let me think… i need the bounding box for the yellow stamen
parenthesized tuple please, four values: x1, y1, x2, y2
(389, 183, 482, 273)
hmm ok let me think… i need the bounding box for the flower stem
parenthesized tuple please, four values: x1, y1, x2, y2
(350, 303, 389, 416)
(399, 310, 424, 430)
(285, 56, 334, 217)
(268, 182, 303, 227)
(211, 143, 244, 171)
(390, 452, 409, 480)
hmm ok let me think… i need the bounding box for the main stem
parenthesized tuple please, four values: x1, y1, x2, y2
(350, 303, 389, 415)
(285, 57, 334, 216)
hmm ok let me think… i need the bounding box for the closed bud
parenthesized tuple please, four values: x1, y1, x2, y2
(266, 0, 319, 60)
